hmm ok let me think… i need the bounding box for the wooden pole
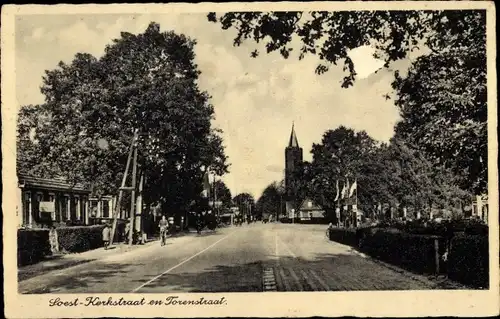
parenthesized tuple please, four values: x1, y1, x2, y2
(109, 131, 137, 246)
(128, 145, 138, 246)
(136, 172, 144, 243)
(434, 237, 440, 275)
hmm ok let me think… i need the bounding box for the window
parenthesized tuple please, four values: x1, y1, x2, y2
(48, 193, 56, 220)
(90, 200, 99, 217)
(102, 200, 110, 218)
(36, 192, 43, 218)
(81, 196, 88, 224)
(61, 195, 69, 221)
(75, 196, 81, 220)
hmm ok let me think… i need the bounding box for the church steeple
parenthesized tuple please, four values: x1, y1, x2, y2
(284, 121, 303, 218)
(288, 122, 299, 148)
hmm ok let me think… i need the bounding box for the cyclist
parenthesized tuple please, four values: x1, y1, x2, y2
(159, 215, 168, 246)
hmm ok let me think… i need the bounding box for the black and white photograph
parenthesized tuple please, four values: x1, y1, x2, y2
(2, 2, 498, 318)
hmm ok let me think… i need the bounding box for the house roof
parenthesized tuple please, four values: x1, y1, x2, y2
(298, 198, 324, 212)
(288, 122, 299, 148)
(18, 173, 90, 193)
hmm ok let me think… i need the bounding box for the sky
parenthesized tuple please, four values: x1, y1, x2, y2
(15, 13, 418, 199)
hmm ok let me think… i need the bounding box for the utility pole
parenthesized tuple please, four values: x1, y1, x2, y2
(128, 139, 138, 246)
(109, 130, 138, 247)
(135, 172, 144, 244)
(213, 174, 217, 217)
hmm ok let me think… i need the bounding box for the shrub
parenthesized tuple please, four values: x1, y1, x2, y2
(328, 228, 358, 247)
(56, 225, 106, 253)
(328, 227, 446, 275)
(17, 229, 51, 266)
(360, 230, 445, 274)
(448, 234, 489, 288)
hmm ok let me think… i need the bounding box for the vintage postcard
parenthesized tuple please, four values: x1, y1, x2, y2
(2, 1, 498, 318)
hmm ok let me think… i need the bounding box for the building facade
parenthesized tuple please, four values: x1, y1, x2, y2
(298, 198, 326, 223)
(17, 173, 91, 228)
(17, 173, 123, 228)
(285, 123, 303, 215)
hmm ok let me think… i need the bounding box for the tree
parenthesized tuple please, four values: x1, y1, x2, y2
(304, 126, 469, 220)
(393, 43, 486, 194)
(17, 22, 229, 219)
(211, 180, 232, 208)
(208, 11, 479, 85)
(256, 181, 285, 220)
(233, 193, 256, 218)
(306, 126, 378, 213)
(208, 10, 487, 194)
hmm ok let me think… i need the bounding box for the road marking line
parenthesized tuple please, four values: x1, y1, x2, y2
(275, 231, 279, 259)
(288, 268, 304, 291)
(276, 233, 297, 258)
(300, 269, 319, 291)
(279, 268, 292, 291)
(131, 231, 234, 292)
(309, 269, 330, 291)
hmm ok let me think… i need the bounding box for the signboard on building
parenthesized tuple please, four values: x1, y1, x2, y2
(39, 201, 55, 213)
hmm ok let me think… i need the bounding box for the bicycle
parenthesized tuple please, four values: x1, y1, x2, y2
(160, 227, 168, 246)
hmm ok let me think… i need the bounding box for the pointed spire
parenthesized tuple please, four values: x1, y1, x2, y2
(288, 122, 299, 148)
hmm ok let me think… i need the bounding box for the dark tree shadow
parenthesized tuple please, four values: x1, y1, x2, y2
(21, 262, 142, 294)
(18, 256, 98, 282)
(21, 248, 469, 294)
(134, 252, 467, 293)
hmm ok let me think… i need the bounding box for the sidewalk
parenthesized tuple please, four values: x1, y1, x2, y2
(18, 227, 219, 282)
(18, 239, 158, 282)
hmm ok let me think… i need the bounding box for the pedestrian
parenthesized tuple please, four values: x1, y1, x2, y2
(159, 215, 168, 246)
(49, 226, 59, 254)
(102, 224, 111, 250)
(125, 222, 131, 239)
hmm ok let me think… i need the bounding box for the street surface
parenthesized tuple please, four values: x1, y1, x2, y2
(19, 223, 443, 293)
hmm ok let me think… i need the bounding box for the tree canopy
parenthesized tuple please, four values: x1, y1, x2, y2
(17, 22, 229, 216)
(293, 126, 469, 220)
(212, 179, 232, 208)
(233, 192, 256, 217)
(208, 10, 487, 195)
(256, 181, 286, 220)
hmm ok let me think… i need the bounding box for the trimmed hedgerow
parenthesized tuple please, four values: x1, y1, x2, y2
(360, 229, 444, 274)
(328, 227, 445, 275)
(56, 225, 106, 253)
(56, 223, 126, 253)
(448, 234, 489, 289)
(328, 227, 358, 247)
(17, 229, 51, 266)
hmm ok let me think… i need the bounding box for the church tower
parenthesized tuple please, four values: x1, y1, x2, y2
(285, 123, 303, 217)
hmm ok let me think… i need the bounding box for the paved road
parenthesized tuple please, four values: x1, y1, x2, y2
(19, 223, 441, 294)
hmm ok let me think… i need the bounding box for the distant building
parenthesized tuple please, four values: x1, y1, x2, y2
(284, 123, 303, 216)
(298, 198, 326, 223)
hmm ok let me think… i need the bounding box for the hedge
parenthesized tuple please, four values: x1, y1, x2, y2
(328, 227, 446, 274)
(328, 227, 358, 247)
(57, 225, 106, 253)
(18, 222, 128, 265)
(360, 229, 445, 274)
(57, 223, 127, 253)
(17, 229, 51, 266)
(448, 234, 489, 288)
